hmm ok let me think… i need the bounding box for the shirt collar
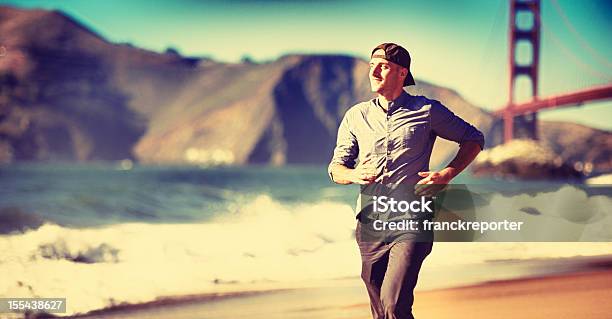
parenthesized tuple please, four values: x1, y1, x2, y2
(375, 91, 410, 112)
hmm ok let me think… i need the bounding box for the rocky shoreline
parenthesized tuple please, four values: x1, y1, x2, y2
(472, 139, 584, 180)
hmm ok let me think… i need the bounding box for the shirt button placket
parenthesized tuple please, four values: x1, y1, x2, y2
(385, 110, 392, 182)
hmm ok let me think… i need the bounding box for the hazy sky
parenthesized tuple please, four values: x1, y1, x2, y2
(3, 0, 611, 129)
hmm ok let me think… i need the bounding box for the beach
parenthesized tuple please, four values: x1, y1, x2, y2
(411, 269, 612, 319)
(24, 268, 610, 319)
(2, 165, 611, 319)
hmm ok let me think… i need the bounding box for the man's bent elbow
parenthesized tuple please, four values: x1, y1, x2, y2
(461, 135, 484, 152)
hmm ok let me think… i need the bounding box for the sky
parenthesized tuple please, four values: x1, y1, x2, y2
(2, 0, 611, 129)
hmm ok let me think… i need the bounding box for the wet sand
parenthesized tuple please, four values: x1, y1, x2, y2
(31, 268, 612, 319)
(408, 269, 612, 319)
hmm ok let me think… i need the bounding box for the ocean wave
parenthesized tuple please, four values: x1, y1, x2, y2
(0, 207, 47, 234)
(1, 193, 611, 316)
(0, 195, 360, 316)
(38, 241, 120, 264)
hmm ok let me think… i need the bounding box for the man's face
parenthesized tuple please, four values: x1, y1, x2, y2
(369, 52, 407, 94)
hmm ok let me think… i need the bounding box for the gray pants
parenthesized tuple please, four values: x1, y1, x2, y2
(356, 222, 433, 319)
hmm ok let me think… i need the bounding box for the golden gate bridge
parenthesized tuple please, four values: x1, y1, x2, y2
(496, 0, 612, 142)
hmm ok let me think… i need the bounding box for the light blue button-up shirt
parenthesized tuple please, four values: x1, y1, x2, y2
(329, 91, 484, 186)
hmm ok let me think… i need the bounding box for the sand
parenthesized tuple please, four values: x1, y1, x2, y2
(21, 269, 607, 319)
(408, 269, 612, 319)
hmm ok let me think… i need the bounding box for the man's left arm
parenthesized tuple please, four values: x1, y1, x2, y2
(416, 101, 485, 195)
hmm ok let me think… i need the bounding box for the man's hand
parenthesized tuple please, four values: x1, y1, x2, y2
(329, 159, 378, 185)
(351, 158, 378, 185)
(414, 169, 454, 196)
(415, 141, 482, 196)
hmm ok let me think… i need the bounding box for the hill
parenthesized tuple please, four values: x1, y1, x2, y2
(0, 5, 609, 174)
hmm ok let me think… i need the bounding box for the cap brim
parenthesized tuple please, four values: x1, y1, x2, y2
(404, 72, 416, 86)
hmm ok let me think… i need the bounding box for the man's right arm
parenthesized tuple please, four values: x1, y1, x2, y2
(329, 162, 376, 185)
(329, 108, 379, 185)
(328, 110, 359, 185)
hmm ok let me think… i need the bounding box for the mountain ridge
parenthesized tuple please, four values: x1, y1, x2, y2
(0, 5, 609, 174)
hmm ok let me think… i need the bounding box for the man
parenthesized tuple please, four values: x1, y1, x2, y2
(328, 43, 484, 319)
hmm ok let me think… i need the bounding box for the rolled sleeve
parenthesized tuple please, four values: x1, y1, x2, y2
(430, 101, 485, 150)
(328, 112, 359, 180)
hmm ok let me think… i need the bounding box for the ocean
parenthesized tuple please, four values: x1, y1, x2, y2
(1, 163, 611, 317)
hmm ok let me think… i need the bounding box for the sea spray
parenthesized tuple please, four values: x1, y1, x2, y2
(1, 193, 612, 316)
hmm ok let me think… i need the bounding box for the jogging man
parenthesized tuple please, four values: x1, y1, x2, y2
(328, 43, 484, 319)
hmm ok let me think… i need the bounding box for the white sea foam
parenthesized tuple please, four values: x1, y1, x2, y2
(586, 173, 612, 184)
(1, 193, 611, 317)
(0, 196, 361, 316)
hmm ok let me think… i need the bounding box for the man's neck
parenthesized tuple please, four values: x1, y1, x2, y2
(377, 89, 404, 111)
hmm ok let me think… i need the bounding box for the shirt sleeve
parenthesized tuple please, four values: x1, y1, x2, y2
(430, 101, 485, 150)
(327, 111, 359, 181)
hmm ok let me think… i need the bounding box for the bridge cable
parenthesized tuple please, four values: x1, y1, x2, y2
(539, 14, 611, 82)
(550, 0, 612, 70)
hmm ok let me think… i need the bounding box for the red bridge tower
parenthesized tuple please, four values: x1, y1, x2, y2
(505, 0, 541, 142)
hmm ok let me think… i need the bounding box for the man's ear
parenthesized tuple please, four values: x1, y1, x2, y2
(398, 67, 408, 82)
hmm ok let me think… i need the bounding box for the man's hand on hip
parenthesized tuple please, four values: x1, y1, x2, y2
(414, 169, 454, 196)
